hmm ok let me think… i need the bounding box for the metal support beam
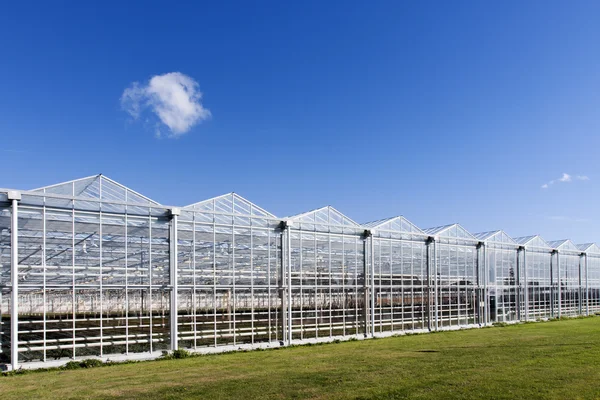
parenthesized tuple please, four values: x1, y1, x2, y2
(362, 230, 375, 338)
(286, 225, 292, 345)
(482, 242, 488, 325)
(361, 231, 370, 337)
(550, 250, 555, 318)
(556, 251, 561, 318)
(278, 225, 286, 344)
(169, 207, 180, 351)
(476, 242, 484, 326)
(426, 236, 439, 331)
(9, 191, 21, 371)
(278, 220, 293, 345)
(516, 246, 522, 321)
(523, 247, 529, 321)
(370, 233, 375, 336)
(585, 253, 589, 316)
(425, 237, 433, 331)
(579, 253, 583, 316)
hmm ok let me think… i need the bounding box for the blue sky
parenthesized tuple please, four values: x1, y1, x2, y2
(1, 1, 599, 242)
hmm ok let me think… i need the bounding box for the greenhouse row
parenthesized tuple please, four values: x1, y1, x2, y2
(1, 174, 599, 370)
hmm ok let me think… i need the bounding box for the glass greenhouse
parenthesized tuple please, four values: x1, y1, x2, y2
(1, 174, 599, 370)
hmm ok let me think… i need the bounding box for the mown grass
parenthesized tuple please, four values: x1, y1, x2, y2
(2, 318, 600, 399)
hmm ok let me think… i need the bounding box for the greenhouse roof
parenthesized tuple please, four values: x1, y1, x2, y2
(363, 216, 423, 233)
(514, 235, 552, 249)
(184, 192, 276, 218)
(473, 230, 517, 244)
(32, 174, 161, 205)
(578, 243, 600, 254)
(423, 223, 476, 240)
(547, 239, 580, 252)
(287, 206, 360, 227)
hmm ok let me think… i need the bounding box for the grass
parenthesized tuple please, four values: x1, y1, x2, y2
(2, 318, 600, 399)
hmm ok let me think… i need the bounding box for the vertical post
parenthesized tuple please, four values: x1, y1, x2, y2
(579, 253, 584, 316)
(433, 237, 439, 331)
(585, 253, 589, 316)
(370, 234, 375, 336)
(550, 251, 555, 318)
(426, 237, 433, 331)
(8, 191, 21, 371)
(523, 247, 529, 321)
(476, 242, 483, 326)
(278, 224, 286, 344)
(556, 251, 561, 318)
(482, 242, 488, 325)
(362, 231, 370, 337)
(516, 246, 521, 321)
(286, 223, 292, 345)
(169, 208, 180, 351)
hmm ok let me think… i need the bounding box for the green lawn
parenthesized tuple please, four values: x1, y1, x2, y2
(2, 318, 600, 399)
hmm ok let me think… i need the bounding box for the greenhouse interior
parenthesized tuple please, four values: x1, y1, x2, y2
(1, 174, 599, 370)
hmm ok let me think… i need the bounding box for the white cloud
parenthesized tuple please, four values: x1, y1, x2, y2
(547, 216, 590, 223)
(121, 72, 211, 137)
(558, 173, 571, 182)
(541, 172, 589, 189)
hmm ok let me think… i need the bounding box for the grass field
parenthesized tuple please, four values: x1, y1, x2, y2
(2, 318, 600, 399)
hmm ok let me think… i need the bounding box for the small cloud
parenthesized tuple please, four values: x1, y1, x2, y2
(547, 216, 590, 223)
(121, 72, 211, 137)
(541, 172, 589, 189)
(558, 173, 571, 182)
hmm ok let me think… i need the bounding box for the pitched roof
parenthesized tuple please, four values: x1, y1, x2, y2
(423, 223, 476, 239)
(184, 192, 276, 217)
(32, 174, 160, 205)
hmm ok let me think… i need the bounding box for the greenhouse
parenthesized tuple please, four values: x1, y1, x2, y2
(1, 174, 600, 371)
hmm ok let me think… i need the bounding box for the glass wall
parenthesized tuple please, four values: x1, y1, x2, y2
(176, 194, 282, 349)
(587, 253, 600, 313)
(0, 204, 11, 363)
(425, 225, 479, 329)
(558, 251, 582, 317)
(369, 217, 428, 334)
(517, 236, 553, 320)
(12, 190, 171, 365)
(287, 207, 366, 340)
(478, 232, 519, 323)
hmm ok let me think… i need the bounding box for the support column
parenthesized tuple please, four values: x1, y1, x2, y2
(523, 247, 529, 321)
(516, 246, 522, 321)
(370, 234, 375, 336)
(8, 191, 21, 371)
(476, 242, 484, 326)
(585, 253, 589, 316)
(425, 237, 433, 331)
(169, 207, 180, 351)
(278, 220, 293, 345)
(286, 224, 292, 345)
(482, 242, 488, 325)
(579, 253, 583, 316)
(366, 231, 375, 337)
(361, 230, 372, 337)
(556, 250, 561, 318)
(550, 250, 555, 318)
(278, 224, 286, 344)
(426, 236, 439, 331)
